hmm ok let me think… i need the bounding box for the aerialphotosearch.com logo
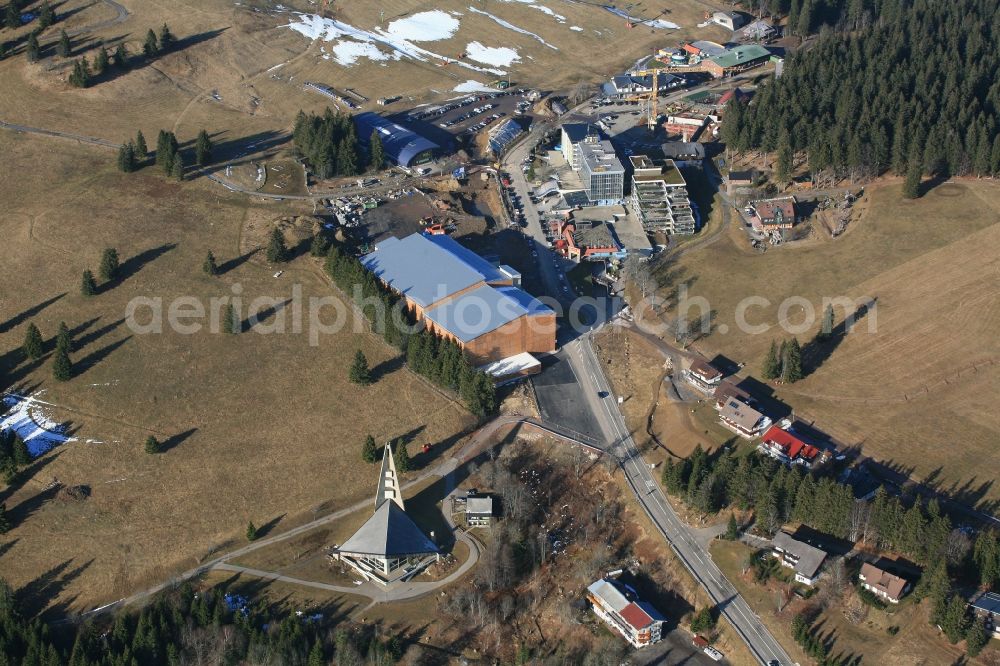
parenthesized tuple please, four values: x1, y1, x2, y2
(123, 281, 878, 346)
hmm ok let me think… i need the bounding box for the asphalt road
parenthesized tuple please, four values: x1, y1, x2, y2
(563, 337, 794, 666)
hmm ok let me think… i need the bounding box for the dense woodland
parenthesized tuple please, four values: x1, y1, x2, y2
(292, 110, 364, 180)
(0, 579, 401, 666)
(723, 0, 1000, 185)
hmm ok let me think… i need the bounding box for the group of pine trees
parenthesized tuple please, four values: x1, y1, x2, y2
(0, 575, 402, 665)
(761, 338, 803, 383)
(118, 128, 211, 180)
(323, 243, 496, 417)
(722, 0, 1000, 195)
(20, 320, 74, 383)
(360, 435, 413, 471)
(292, 108, 365, 179)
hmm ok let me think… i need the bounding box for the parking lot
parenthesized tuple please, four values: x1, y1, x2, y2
(406, 88, 537, 140)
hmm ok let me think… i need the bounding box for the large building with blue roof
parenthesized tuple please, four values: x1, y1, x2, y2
(354, 112, 438, 168)
(361, 233, 556, 370)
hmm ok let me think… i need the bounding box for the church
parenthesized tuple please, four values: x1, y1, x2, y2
(332, 443, 440, 585)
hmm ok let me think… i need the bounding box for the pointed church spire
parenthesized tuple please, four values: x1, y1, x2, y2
(375, 442, 405, 511)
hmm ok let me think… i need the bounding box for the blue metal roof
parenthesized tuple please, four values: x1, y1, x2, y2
(362, 234, 487, 308)
(354, 112, 439, 167)
(424, 284, 552, 343)
(424, 234, 505, 283)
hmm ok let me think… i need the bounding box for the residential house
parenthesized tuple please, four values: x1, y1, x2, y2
(970, 591, 1000, 638)
(586, 578, 667, 648)
(465, 494, 494, 527)
(859, 563, 910, 604)
(758, 425, 821, 468)
(601, 71, 681, 99)
(714, 379, 750, 410)
(747, 197, 796, 232)
(684, 359, 722, 393)
(719, 397, 771, 439)
(771, 531, 827, 586)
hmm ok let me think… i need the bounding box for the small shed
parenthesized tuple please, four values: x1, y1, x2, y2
(466, 494, 494, 527)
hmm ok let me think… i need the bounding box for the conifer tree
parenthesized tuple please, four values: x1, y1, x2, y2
(81, 269, 97, 296)
(246, 521, 257, 541)
(4, 3, 19, 30)
(966, 617, 988, 657)
(362, 435, 377, 463)
(369, 130, 384, 171)
(309, 234, 329, 258)
(68, 57, 91, 88)
(94, 46, 109, 75)
(114, 43, 129, 69)
(203, 250, 218, 276)
(12, 437, 30, 467)
(25, 31, 39, 63)
(170, 153, 184, 181)
(394, 439, 411, 472)
(99, 247, 120, 282)
(782, 338, 804, 382)
(22, 323, 43, 360)
(195, 129, 212, 166)
(38, 2, 54, 29)
(223, 303, 239, 334)
(941, 594, 969, 643)
(726, 513, 740, 540)
(265, 228, 288, 263)
(349, 350, 371, 385)
(144, 436, 160, 454)
(818, 304, 834, 341)
(143, 29, 159, 58)
(0, 503, 10, 534)
(117, 141, 135, 172)
(762, 340, 780, 380)
(690, 607, 715, 634)
(903, 162, 922, 199)
(55, 321, 71, 355)
(159, 23, 175, 51)
(57, 29, 70, 57)
(135, 130, 148, 161)
(52, 346, 72, 381)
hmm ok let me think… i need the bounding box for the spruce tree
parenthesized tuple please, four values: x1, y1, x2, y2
(966, 618, 988, 657)
(265, 228, 288, 263)
(782, 338, 804, 383)
(81, 269, 97, 296)
(203, 250, 218, 276)
(394, 439, 411, 472)
(135, 130, 148, 161)
(99, 247, 120, 282)
(369, 130, 384, 171)
(690, 607, 715, 634)
(4, 3, 19, 30)
(903, 162, 922, 199)
(941, 594, 969, 643)
(0, 503, 10, 534)
(159, 24, 175, 51)
(94, 46, 109, 75)
(143, 29, 159, 58)
(25, 31, 39, 63)
(114, 43, 129, 69)
(52, 346, 72, 381)
(726, 513, 740, 540)
(349, 350, 371, 385)
(38, 2, 54, 29)
(55, 322, 71, 354)
(246, 521, 258, 541)
(12, 437, 30, 467)
(144, 435, 160, 454)
(362, 435, 377, 463)
(68, 58, 90, 88)
(818, 304, 834, 341)
(117, 142, 135, 172)
(195, 129, 212, 166)
(57, 29, 70, 57)
(23, 323, 43, 360)
(309, 234, 329, 258)
(223, 303, 239, 334)
(170, 153, 184, 181)
(762, 340, 780, 380)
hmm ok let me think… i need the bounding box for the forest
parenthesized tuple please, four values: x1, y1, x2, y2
(292, 109, 364, 180)
(723, 0, 1000, 184)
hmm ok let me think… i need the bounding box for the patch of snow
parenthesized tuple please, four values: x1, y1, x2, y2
(284, 12, 505, 74)
(465, 41, 520, 67)
(453, 80, 496, 93)
(697, 19, 713, 28)
(467, 7, 558, 50)
(266, 63, 284, 72)
(570, 25, 584, 31)
(1, 392, 78, 458)
(603, 7, 680, 29)
(329, 40, 390, 65)
(532, 5, 566, 22)
(384, 10, 459, 41)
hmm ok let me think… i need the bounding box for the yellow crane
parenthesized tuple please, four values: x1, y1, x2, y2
(622, 67, 662, 132)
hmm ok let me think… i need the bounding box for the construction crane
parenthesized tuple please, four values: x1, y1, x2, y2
(622, 66, 662, 132)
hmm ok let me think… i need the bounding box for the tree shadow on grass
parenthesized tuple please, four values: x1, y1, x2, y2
(73, 318, 125, 352)
(116, 243, 177, 284)
(73, 336, 132, 376)
(16, 557, 93, 619)
(801, 298, 877, 378)
(0, 293, 66, 335)
(218, 249, 258, 275)
(371, 354, 404, 381)
(255, 513, 286, 539)
(243, 299, 291, 332)
(160, 428, 197, 453)
(0, 538, 18, 559)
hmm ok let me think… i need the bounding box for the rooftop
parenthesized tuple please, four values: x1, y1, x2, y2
(579, 139, 625, 174)
(337, 500, 439, 557)
(772, 531, 827, 578)
(354, 112, 439, 168)
(631, 156, 687, 185)
(762, 425, 820, 461)
(478, 351, 541, 378)
(719, 398, 765, 431)
(752, 198, 796, 221)
(860, 563, 909, 600)
(714, 379, 750, 403)
(689, 359, 722, 381)
(972, 591, 1000, 615)
(562, 122, 599, 144)
(572, 221, 621, 249)
(423, 284, 552, 343)
(587, 578, 631, 613)
(466, 495, 494, 515)
(710, 44, 771, 69)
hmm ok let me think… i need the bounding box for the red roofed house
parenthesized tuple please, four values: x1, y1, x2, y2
(758, 425, 821, 468)
(586, 578, 666, 648)
(747, 197, 796, 232)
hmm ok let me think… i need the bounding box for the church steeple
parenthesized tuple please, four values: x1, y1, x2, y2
(375, 442, 405, 511)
